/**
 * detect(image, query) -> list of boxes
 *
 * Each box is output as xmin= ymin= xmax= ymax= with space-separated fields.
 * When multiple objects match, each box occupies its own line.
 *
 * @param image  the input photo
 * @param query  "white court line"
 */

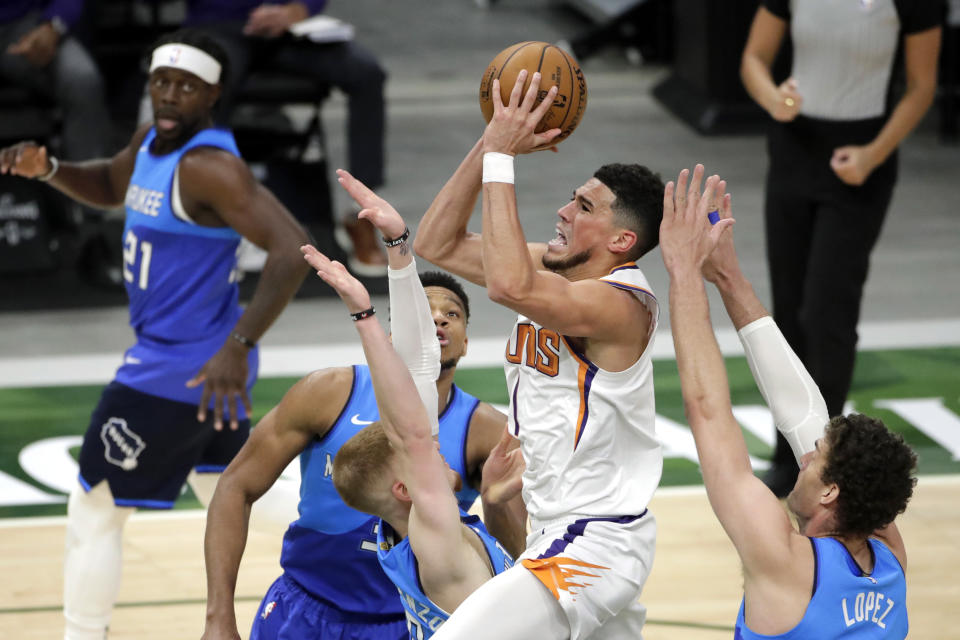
xmin=1 ymin=319 xmax=958 ymax=389
xmin=3 ymin=473 xmax=958 ymax=529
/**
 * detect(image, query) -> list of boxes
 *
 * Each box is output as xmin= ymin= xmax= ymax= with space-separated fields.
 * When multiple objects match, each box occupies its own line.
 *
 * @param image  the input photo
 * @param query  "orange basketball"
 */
xmin=479 ymin=41 xmax=587 ymax=144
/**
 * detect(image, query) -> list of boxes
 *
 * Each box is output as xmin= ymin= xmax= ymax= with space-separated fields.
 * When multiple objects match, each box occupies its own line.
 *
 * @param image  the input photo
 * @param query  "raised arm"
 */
xmin=202 ymin=368 xmax=351 ymax=640
xmin=413 ymin=131 xmax=548 ymax=287
xmin=179 ymin=149 xmax=310 ymax=430
xmin=478 ymin=73 xmax=648 ymax=346
xmin=702 ymin=193 xmax=827 ymax=460
xmin=701 ymin=191 xmax=904 ymax=558
xmin=660 ymin=166 xmax=795 ymax=573
xmin=336 ymin=169 xmax=441 ymax=433
xmin=301 ymin=245 xmax=467 ymax=570
xmin=0 ymin=123 xmax=150 ymax=209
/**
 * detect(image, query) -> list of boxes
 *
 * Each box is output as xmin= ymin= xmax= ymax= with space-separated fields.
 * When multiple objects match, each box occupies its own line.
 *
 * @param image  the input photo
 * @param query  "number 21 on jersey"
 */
xmin=123 ymin=229 xmax=152 ymax=290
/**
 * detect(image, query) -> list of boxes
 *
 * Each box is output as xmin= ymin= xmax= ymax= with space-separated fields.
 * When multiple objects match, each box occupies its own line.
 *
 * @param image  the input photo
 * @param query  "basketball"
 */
xmin=479 ymin=41 xmax=587 ymax=144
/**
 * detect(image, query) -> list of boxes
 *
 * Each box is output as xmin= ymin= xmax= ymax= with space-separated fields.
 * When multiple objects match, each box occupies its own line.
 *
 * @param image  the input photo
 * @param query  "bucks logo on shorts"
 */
xmin=100 ymin=417 xmax=146 ymax=471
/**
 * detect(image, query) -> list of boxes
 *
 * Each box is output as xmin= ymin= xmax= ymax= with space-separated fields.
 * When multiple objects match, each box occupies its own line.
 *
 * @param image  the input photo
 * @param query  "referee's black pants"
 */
xmin=764 ymin=116 xmax=896 ymax=466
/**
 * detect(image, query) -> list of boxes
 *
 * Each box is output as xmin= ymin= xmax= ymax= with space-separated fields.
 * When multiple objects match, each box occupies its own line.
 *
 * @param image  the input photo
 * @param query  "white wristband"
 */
xmin=482 ymin=152 xmax=515 ymax=184
xmin=36 ymin=156 xmax=59 ymax=182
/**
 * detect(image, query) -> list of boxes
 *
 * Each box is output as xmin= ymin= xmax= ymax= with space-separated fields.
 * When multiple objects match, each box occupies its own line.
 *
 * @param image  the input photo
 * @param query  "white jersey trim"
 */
xmin=171 ymin=165 xmax=197 ymax=225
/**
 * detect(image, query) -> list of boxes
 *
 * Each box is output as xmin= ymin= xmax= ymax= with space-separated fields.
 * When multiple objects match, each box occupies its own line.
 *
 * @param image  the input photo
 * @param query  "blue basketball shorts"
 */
xmin=77 ymin=381 xmax=249 ymax=508
xmin=251 ymin=573 xmax=408 ymax=640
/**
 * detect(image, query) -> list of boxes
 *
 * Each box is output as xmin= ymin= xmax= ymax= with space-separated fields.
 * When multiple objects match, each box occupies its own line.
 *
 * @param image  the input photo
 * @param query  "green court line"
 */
xmin=0 ymin=598 xmax=734 ymax=632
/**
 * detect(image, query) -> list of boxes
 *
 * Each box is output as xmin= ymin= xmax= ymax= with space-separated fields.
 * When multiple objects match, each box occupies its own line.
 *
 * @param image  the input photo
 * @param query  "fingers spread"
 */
xmin=228 ymin=394 xmax=239 ymax=431
xmin=663 ymin=180 xmax=676 ymax=218
xmin=520 ymin=72 xmax=542 ymax=112
xmin=675 ymin=169 xmax=689 ymax=207
xmin=509 ymin=70 xmax=528 ymax=108
xmin=687 ymin=164 xmax=705 ymax=209
xmin=696 ymin=175 xmax=719 ymax=219
xmin=301 ymin=244 xmax=330 ymax=271
xmin=197 ymin=384 xmax=211 ymax=423
xmin=709 ymin=217 xmax=736 ymax=246
xmin=185 ymin=373 xmax=205 ymax=389
xmin=491 ymin=79 xmax=503 ymax=113
xmin=532 ymin=128 xmax=562 ymax=148
xmin=213 ymin=392 xmax=225 ymax=431
xmin=532 ymin=85 xmax=558 ymax=120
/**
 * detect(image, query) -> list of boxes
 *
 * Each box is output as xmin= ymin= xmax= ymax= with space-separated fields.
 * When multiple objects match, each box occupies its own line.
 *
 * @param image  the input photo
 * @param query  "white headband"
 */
xmin=150 ymin=43 xmax=222 ymax=85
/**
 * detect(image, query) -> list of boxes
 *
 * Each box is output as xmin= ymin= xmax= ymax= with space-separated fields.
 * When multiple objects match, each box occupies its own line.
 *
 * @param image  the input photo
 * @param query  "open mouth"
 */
xmin=549 ymin=226 xmax=568 ymax=247
xmin=155 ymin=114 xmax=181 ymax=132
xmin=436 ymin=328 xmax=449 ymax=347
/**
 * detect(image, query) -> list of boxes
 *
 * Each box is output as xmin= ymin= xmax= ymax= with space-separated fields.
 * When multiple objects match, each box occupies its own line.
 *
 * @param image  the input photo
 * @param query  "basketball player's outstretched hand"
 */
xmin=660 ymin=164 xmax=734 ymax=276
xmin=701 ymin=184 xmax=739 ymax=285
xmin=481 ymin=427 xmax=525 ymax=505
xmin=483 ymin=70 xmax=562 ymax=156
xmin=335 ymin=168 xmax=406 ymax=241
xmin=0 ymin=141 xmax=50 ymax=178
xmin=301 ymin=244 xmax=372 ymax=314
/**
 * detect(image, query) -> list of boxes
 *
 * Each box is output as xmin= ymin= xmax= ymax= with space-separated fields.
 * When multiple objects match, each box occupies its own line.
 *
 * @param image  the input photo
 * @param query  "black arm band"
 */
xmin=350 ymin=306 xmax=376 ymax=321
xmin=382 ymin=227 xmax=410 ymax=247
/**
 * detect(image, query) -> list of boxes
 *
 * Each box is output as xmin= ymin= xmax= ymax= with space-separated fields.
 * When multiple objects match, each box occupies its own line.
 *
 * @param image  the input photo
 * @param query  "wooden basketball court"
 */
xmin=1 ymin=476 xmax=956 ymax=638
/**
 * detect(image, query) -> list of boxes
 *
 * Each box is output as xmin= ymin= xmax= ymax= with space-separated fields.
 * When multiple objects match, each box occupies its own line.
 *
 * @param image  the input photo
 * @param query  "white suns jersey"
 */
xmin=504 ymin=263 xmax=662 ymax=525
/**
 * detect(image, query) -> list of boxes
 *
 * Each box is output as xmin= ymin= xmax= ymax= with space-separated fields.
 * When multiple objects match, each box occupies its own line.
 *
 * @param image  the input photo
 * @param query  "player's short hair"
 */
xmin=150 ymin=28 xmax=231 ymax=89
xmin=821 ymin=414 xmax=917 ymax=537
xmin=332 ymin=422 xmax=396 ymax=516
xmin=593 ymin=164 xmax=665 ymax=261
xmin=420 ymin=271 xmax=470 ymax=322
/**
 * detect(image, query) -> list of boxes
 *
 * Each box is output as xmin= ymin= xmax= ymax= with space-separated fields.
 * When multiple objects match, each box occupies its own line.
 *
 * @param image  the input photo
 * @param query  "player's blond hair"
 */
xmin=332 ymin=422 xmax=396 ymax=516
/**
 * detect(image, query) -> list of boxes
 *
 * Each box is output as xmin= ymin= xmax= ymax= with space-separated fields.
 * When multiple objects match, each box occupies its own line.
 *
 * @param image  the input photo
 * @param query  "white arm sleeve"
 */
xmin=388 ymin=258 xmax=441 ymax=435
xmin=738 ymin=316 xmax=829 ymax=462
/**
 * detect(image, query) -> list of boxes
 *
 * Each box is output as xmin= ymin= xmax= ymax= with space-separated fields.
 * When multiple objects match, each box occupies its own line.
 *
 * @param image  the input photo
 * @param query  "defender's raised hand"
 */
xmin=660 ymin=164 xmax=734 ymax=276
xmin=301 ymin=244 xmax=372 ymax=315
xmin=701 ymin=185 xmax=739 ymax=285
xmin=335 ymin=169 xmax=406 ymax=242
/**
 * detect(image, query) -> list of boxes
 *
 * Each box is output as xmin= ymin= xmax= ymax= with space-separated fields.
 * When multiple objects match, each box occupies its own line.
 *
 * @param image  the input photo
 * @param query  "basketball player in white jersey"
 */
xmin=416 ymin=71 xmax=665 ymax=639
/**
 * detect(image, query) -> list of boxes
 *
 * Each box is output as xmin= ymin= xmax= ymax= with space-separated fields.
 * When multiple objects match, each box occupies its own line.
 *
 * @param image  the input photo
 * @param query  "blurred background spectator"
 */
xmin=1 ymin=0 xmax=112 ymax=163
xmin=139 ymin=0 xmax=389 ymax=277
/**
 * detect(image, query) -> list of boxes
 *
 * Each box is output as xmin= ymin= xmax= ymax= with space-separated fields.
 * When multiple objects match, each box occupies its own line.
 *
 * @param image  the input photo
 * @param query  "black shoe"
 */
xmin=762 ymin=463 xmax=798 ymax=499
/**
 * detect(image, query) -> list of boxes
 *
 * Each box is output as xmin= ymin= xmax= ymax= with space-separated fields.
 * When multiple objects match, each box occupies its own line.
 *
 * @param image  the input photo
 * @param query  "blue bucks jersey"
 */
xmin=114 ymin=127 xmax=256 ymax=413
xmin=735 ymin=537 xmax=907 ymax=639
xmin=438 ymin=382 xmax=481 ymax=511
xmin=377 ymin=511 xmax=514 ymax=639
xmin=280 ymin=365 xmax=482 ymax=617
